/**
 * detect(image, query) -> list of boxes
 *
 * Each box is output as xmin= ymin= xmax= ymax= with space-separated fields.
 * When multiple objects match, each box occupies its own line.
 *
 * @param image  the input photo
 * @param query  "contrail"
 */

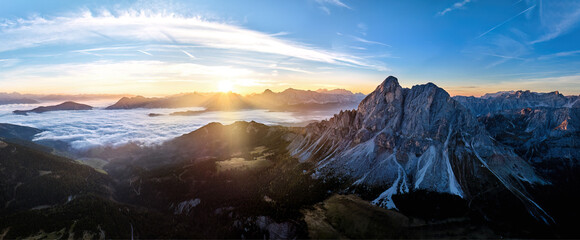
xmin=181 ymin=50 xmax=196 ymax=59
xmin=137 ymin=50 xmax=153 ymax=56
xmin=476 ymin=4 xmax=536 ymax=39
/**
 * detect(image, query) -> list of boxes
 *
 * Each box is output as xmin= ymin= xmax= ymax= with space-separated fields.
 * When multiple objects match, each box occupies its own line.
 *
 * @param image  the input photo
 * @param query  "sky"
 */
xmin=1 ymin=0 xmax=580 ymax=96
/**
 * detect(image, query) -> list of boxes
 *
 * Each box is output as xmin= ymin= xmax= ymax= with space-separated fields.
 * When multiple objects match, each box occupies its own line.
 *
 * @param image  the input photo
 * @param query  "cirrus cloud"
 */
xmin=0 ymin=9 xmax=384 ymax=71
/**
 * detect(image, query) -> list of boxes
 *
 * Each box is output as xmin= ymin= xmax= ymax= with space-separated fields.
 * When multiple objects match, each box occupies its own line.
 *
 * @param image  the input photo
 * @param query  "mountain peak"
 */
xmin=380 ymin=76 xmax=399 ymax=88
xmin=359 ymin=76 xmax=401 ymax=105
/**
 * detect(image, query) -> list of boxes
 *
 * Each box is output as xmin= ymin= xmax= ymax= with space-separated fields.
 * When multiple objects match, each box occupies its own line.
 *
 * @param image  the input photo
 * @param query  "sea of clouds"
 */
xmin=0 ymin=100 xmax=339 ymax=150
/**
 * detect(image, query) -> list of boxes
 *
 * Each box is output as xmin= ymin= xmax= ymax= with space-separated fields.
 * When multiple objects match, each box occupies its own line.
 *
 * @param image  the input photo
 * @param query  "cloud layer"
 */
xmin=0 ymin=102 xmax=338 ymax=150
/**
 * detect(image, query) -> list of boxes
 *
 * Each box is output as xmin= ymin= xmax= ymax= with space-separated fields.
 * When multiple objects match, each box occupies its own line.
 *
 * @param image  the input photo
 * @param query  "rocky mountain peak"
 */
xmin=354 ymin=77 xmax=469 ymax=143
xmin=288 ymin=76 xmax=551 ymax=223
xmin=375 ymin=76 xmax=400 ymax=93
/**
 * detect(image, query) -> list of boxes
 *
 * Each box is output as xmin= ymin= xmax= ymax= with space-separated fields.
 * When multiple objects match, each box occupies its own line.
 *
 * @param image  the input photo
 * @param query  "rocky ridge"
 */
xmin=454 ymin=90 xmax=580 ymax=116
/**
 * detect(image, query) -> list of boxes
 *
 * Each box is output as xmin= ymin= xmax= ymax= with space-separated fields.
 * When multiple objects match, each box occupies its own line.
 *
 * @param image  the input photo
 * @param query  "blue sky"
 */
xmin=1 ymin=0 xmax=579 ymax=96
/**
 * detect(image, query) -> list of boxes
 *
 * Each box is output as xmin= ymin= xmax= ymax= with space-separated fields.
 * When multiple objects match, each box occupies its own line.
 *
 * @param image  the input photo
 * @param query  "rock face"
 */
xmin=480 ymin=107 xmax=580 ymax=166
xmin=455 ymin=89 xmax=580 ymax=166
xmin=288 ymin=76 xmax=552 ymax=223
xmin=454 ymin=91 xmax=580 ymax=116
xmin=13 ymin=101 xmax=92 ymax=115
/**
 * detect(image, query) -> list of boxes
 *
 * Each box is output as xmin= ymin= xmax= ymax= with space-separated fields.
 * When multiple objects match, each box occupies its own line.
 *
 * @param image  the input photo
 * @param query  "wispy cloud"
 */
xmin=350 ymin=36 xmax=390 ymax=47
xmin=356 ymin=23 xmax=367 ymax=35
xmin=269 ymin=32 xmax=290 ymax=37
xmin=315 ymin=0 xmax=351 ymax=14
xmin=512 ymin=0 xmax=524 ymax=6
xmin=481 ymin=52 xmax=525 ymax=68
xmin=316 ymin=0 xmax=351 ymax=9
xmin=476 ymin=52 xmax=526 ymax=60
xmin=0 ymin=9 xmax=384 ymax=71
xmin=476 ymin=5 xmax=536 ymax=39
xmin=531 ymin=5 xmax=580 ymax=44
xmin=319 ymin=6 xmax=331 ymax=15
xmin=349 ymin=46 xmax=366 ymax=50
xmin=72 ymin=46 xmax=137 ymax=53
xmin=437 ymin=0 xmax=473 ymax=16
xmin=268 ymin=64 xmax=313 ymax=74
xmin=0 ymin=58 xmax=20 ymax=68
xmin=538 ymin=50 xmax=580 ymax=60
xmin=464 ymin=34 xmax=530 ymax=68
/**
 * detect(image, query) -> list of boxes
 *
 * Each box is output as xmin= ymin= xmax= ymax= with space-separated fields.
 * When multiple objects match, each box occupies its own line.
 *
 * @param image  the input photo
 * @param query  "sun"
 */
xmin=217 ymin=80 xmax=235 ymax=93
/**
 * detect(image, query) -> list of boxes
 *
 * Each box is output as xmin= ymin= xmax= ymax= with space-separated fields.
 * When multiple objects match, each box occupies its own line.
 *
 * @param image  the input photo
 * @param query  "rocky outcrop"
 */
xmin=288 ymin=76 xmax=552 ymax=224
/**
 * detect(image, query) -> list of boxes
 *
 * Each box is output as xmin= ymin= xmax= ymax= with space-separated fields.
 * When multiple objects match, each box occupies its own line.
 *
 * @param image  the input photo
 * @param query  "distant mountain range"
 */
xmin=0 ymin=98 xmax=38 ymax=105
xmin=0 ymin=92 xmax=127 ymax=105
xmin=454 ymin=90 xmax=580 ymax=116
xmin=8 ymin=88 xmax=365 ymax=117
xmin=106 ymin=88 xmax=365 ymax=112
xmin=104 ymin=93 xmax=210 ymax=109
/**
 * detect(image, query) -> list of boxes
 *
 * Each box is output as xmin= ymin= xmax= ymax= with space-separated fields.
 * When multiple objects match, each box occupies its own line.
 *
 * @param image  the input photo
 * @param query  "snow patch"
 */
xmin=443 ymin=126 xmax=463 ymax=197
xmin=372 ymin=156 xmax=408 ymax=209
xmin=414 ymin=146 xmax=436 ymax=189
